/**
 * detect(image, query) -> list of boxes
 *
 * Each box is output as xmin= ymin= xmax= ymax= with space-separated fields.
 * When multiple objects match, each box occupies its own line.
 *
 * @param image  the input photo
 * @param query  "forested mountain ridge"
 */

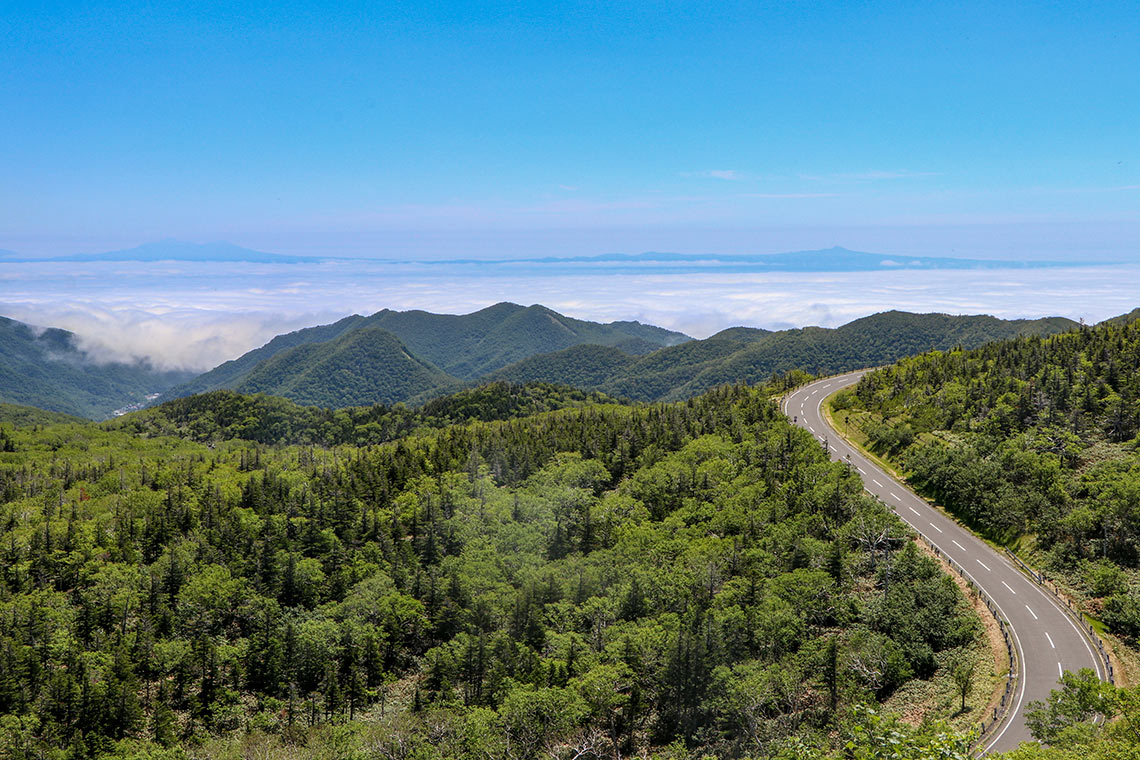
xmin=0 ymin=382 xmax=989 ymax=759
xmin=163 ymin=303 xmax=690 ymax=402
xmin=0 ymin=315 xmax=195 ymax=419
xmin=169 ymin=308 xmax=1082 ymax=413
xmin=494 ymin=310 xmax=1081 ymax=403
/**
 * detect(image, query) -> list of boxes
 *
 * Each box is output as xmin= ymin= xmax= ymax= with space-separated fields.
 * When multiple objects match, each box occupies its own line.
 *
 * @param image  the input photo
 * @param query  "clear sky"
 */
xmin=2 ymin=0 xmax=1139 ymax=258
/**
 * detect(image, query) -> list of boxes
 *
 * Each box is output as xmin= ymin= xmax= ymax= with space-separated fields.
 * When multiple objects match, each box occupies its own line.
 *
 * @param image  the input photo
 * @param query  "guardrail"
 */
xmin=915 ymin=534 xmax=1018 ymax=749
xmin=1003 ymin=549 xmax=1115 ymax=685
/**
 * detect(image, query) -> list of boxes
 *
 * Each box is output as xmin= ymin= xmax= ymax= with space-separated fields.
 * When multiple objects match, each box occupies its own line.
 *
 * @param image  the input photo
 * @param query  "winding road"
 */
xmin=784 ymin=371 xmax=1105 ymax=754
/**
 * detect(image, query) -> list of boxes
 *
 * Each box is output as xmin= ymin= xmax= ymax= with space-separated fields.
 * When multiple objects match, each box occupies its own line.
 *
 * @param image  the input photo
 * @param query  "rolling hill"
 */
xmin=164 ymin=302 xmax=690 ymax=402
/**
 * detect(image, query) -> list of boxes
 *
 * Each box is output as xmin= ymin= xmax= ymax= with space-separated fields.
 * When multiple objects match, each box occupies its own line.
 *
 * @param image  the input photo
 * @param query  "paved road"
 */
xmin=784 ymin=371 xmax=1104 ymax=754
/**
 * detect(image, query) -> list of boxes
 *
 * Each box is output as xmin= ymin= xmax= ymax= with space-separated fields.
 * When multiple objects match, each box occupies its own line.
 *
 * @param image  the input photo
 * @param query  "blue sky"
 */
xmin=3 ymin=0 xmax=1138 ymax=258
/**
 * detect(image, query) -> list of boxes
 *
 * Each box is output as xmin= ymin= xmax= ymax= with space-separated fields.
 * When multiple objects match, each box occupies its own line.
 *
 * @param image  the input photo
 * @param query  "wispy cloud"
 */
xmin=681 ymin=169 xmax=744 ymax=181
xmin=0 ymin=301 xmax=346 ymax=371
xmin=801 ymin=170 xmax=941 ymax=182
xmin=740 ymin=192 xmax=839 ymax=199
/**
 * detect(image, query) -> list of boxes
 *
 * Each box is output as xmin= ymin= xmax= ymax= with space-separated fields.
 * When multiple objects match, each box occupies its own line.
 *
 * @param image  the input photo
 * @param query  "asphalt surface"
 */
xmin=783 ymin=371 xmax=1104 ymax=754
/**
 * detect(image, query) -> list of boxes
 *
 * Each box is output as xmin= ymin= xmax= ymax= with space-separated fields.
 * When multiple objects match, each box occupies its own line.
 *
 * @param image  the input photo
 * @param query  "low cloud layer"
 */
xmin=3 ymin=258 xmax=1138 ymax=372
xmin=0 ymin=302 xmax=346 ymax=371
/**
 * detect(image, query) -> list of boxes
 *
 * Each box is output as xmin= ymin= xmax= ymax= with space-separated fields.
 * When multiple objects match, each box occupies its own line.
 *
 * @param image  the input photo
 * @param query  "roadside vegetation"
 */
xmin=829 ymin=316 xmax=1140 ymax=754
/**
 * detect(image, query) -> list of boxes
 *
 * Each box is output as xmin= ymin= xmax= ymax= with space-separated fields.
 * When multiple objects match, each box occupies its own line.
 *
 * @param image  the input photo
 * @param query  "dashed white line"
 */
xmin=929 ymin=522 xmax=943 ymax=533
xmin=1002 ymin=581 xmax=1018 ymax=595
xmin=952 ymin=540 xmax=966 ymax=551
xmin=890 ymin=491 xmax=900 ymax=500
xmin=1025 ymin=605 xmax=1038 ymax=621
xmin=808 ymin=425 xmax=816 ymax=433
xmin=1045 ymin=632 xmax=1055 ymax=649
xmin=872 ymin=479 xmax=883 ymax=487
xmin=908 ymin=506 xmax=920 ymax=515
xmin=856 ymin=466 xmax=865 ymax=474
xmin=976 ymin=559 xmax=991 ymax=571
xmin=1058 ymin=662 xmax=1064 ymax=678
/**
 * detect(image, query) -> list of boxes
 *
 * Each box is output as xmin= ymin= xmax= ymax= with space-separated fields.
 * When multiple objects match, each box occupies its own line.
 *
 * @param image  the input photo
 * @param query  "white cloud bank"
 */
xmin=2 ymin=259 xmax=1138 ymax=372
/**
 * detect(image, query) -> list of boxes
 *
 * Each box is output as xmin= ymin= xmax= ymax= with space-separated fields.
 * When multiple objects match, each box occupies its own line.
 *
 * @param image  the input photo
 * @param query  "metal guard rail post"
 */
xmin=916 ymin=534 xmax=1017 ymax=749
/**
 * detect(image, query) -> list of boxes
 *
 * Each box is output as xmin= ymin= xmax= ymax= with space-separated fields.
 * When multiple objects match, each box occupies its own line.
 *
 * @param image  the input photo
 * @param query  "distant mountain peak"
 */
xmin=30 ymin=239 xmax=326 ymax=264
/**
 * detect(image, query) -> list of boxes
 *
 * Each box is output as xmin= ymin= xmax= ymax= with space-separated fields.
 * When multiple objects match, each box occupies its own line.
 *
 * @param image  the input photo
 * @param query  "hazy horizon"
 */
xmin=3 ymin=247 xmax=1137 ymax=372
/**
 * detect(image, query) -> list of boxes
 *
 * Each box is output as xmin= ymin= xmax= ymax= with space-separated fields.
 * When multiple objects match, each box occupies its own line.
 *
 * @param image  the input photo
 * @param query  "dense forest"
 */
xmin=832 ymin=316 xmax=1140 ymax=641
xmin=106 ymin=383 xmax=623 ymax=447
xmin=0 ymin=382 xmax=989 ymax=759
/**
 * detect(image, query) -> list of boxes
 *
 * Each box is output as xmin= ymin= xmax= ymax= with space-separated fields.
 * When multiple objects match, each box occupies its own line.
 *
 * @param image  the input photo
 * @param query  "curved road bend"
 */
xmin=783 ymin=371 xmax=1104 ymax=754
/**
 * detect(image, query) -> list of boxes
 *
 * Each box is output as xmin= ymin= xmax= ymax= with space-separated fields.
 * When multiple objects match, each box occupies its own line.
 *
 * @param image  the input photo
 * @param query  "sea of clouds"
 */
xmin=2 ymin=258 xmax=1139 ymax=372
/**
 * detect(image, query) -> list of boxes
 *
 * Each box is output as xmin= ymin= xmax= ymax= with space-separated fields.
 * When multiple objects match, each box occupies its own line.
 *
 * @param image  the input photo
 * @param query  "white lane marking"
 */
xmin=808 ymin=425 xmax=816 ymax=433
xmin=952 ymin=540 xmax=966 ymax=551
xmin=890 ymin=491 xmax=900 ymax=500
xmin=976 ymin=559 xmax=991 ymax=571
xmin=908 ymin=506 xmax=920 ymax=515
xmin=929 ymin=522 xmax=943 ymax=533
xmin=1002 ymin=581 xmax=1017 ymax=595
xmin=1058 ymin=662 xmax=1064 ymax=678
xmin=983 ymin=583 xmax=1028 ymax=753
xmin=1024 ymin=576 xmax=1104 ymax=681
xmin=872 ymin=479 xmax=883 ymax=487
xmin=856 ymin=466 xmax=865 ymax=473
xmin=1025 ymin=605 xmax=1038 ymax=620
xmin=1045 ymin=632 xmax=1055 ymax=648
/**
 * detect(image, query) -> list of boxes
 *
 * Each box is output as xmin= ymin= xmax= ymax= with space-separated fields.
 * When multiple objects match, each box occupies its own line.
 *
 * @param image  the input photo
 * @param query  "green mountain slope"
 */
xmin=488 ymin=343 xmax=636 ymax=387
xmin=165 ymin=303 xmax=690 ymax=402
xmin=0 ymin=315 xmax=194 ymax=419
xmin=232 ymin=326 xmax=458 ymax=407
xmin=655 ymin=312 xmax=1081 ymax=400
xmin=489 ymin=310 xmax=1081 ymax=402
xmin=163 ymin=313 xmax=370 ymax=397
xmin=363 ymin=304 xmax=687 ymax=377
xmin=1101 ymin=306 xmax=1140 ymax=327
